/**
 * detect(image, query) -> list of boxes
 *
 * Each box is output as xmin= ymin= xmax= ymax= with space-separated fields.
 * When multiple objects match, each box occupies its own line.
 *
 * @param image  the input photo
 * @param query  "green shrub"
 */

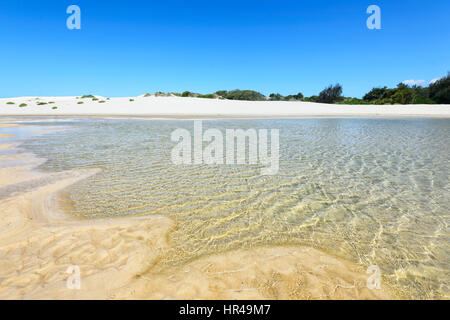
xmin=197 ymin=94 xmax=215 ymax=99
xmin=223 ymin=90 xmax=266 ymax=101
xmin=129 ymin=99 xmax=134 ymax=102
xmin=48 ymin=101 xmax=55 ymax=104
xmin=99 ymin=100 xmax=106 ymax=103
xmin=391 ymin=87 xmax=415 ymax=104
xmin=284 ymin=92 xmax=304 ymax=101
xmin=77 ymin=101 xmax=84 ymax=104
xmin=269 ymin=93 xmax=283 ymax=101
xmin=303 ymin=96 xmax=320 ymax=103
xmin=92 ymin=98 xmax=99 ymax=101
xmin=52 ymin=106 xmax=58 ymax=109
xmin=413 ymin=96 xmax=435 ymax=104
xmin=6 ymin=102 xmax=14 ymax=105
xmin=337 ymin=97 xmax=369 ymax=105
xmin=215 ymin=90 xmax=228 ymax=97
xmin=37 ymin=102 xmax=47 ymax=105
xmin=181 ymin=91 xmax=194 ymax=97
xmin=19 ymin=103 xmax=27 ymax=107
xmin=81 ymin=95 xmax=95 ymax=99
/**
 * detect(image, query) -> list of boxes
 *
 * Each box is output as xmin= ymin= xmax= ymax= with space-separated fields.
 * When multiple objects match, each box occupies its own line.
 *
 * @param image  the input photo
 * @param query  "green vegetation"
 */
xmin=129 ymin=99 xmax=134 ymax=102
xmin=429 ymin=73 xmax=450 ymax=104
xmin=19 ymin=103 xmax=27 ymax=107
xmin=52 ymin=106 xmax=58 ymax=109
xmin=77 ymin=101 xmax=84 ymax=104
xmin=81 ymin=95 xmax=95 ymax=99
xmin=198 ymin=94 xmax=216 ymax=99
xmin=338 ymin=97 xmax=370 ymax=105
xmin=6 ymin=102 xmax=14 ymax=105
xmin=269 ymin=93 xmax=283 ymax=101
xmin=302 ymin=96 xmax=320 ymax=103
xmin=318 ymin=84 xmax=343 ymax=104
xmin=361 ymin=74 xmax=449 ymax=105
xmin=269 ymin=92 xmax=303 ymax=101
xmin=48 ymin=101 xmax=55 ymax=104
xmin=37 ymin=102 xmax=47 ymax=105
xmin=220 ymin=90 xmax=266 ymax=101
xmin=92 ymin=98 xmax=99 ymax=101
xmin=181 ymin=91 xmax=195 ymax=97
xmin=98 ymin=100 xmax=106 ymax=103
xmin=142 ymin=72 xmax=449 ymax=104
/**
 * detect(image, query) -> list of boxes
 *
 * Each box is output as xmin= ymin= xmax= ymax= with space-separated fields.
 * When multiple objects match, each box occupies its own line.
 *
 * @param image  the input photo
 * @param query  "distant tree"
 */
xmin=284 ymin=92 xmax=304 ymax=101
xmin=396 ymin=82 xmax=409 ymax=90
xmin=294 ymin=92 xmax=304 ymax=100
xmin=215 ymin=90 xmax=228 ymax=97
xmin=411 ymin=85 xmax=430 ymax=99
xmin=181 ymin=91 xmax=193 ymax=97
xmin=413 ymin=96 xmax=435 ymax=104
xmin=363 ymin=87 xmax=389 ymax=102
xmin=269 ymin=93 xmax=283 ymax=101
xmin=391 ymin=87 xmax=415 ymax=104
xmin=318 ymin=84 xmax=343 ymax=104
xmin=429 ymin=72 xmax=450 ymax=104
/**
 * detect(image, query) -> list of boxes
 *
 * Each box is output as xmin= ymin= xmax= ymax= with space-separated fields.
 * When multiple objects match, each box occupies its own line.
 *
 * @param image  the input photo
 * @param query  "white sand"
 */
xmin=1 ymin=96 xmax=449 ymax=118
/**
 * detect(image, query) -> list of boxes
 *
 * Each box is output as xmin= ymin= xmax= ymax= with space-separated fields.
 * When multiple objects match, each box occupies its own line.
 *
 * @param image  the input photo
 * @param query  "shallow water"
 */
xmin=18 ymin=118 xmax=450 ymax=299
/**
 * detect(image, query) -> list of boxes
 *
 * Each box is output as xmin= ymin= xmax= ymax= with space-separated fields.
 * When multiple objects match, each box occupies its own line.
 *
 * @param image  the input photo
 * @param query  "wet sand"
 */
xmin=0 ymin=120 xmax=396 ymax=299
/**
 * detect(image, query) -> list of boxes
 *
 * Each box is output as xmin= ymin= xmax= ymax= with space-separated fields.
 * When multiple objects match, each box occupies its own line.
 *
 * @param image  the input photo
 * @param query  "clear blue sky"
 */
xmin=1 ymin=0 xmax=449 ymax=98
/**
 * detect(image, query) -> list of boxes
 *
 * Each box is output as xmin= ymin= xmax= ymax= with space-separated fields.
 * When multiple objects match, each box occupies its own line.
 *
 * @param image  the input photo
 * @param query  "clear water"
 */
xmin=20 ymin=118 xmax=450 ymax=299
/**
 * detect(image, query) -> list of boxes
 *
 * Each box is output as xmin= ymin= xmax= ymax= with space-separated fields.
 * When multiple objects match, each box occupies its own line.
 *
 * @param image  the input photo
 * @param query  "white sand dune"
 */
xmin=1 ymin=96 xmax=449 ymax=118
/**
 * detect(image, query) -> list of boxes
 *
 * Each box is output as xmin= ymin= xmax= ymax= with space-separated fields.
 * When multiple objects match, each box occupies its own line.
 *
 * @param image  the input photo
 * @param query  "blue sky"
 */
xmin=0 ymin=0 xmax=449 ymax=98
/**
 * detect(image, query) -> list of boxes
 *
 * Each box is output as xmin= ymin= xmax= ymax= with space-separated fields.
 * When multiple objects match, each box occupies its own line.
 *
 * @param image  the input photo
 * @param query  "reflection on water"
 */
xmin=21 ymin=118 xmax=450 ymax=299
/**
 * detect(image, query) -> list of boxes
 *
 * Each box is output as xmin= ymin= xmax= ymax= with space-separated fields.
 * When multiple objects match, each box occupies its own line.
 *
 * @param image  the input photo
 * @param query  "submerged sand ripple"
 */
xmin=0 ymin=121 xmax=396 ymax=299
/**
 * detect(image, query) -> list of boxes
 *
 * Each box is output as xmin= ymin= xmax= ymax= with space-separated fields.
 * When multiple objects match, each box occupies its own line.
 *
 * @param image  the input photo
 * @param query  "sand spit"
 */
xmin=0 ymin=120 xmax=396 ymax=299
xmin=1 ymin=96 xmax=449 ymax=118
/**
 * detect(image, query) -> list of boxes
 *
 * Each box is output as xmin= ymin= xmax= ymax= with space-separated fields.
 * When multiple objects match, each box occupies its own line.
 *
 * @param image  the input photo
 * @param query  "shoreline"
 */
xmin=0 ymin=119 xmax=400 ymax=299
xmin=1 ymin=96 xmax=449 ymax=118
xmin=1 ymin=114 xmax=450 ymax=119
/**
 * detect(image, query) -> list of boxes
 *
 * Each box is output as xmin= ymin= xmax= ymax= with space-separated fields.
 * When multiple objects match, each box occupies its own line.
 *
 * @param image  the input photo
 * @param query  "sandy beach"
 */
xmin=0 ymin=119 xmax=401 ymax=300
xmin=1 ymin=96 xmax=449 ymax=118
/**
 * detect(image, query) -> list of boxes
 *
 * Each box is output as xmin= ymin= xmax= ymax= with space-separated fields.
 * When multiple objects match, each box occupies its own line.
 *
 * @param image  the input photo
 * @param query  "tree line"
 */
xmin=149 ymin=72 xmax=450 ymax=104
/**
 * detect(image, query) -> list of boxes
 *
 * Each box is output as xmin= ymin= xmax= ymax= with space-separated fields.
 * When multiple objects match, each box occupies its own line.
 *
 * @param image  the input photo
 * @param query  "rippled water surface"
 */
xmin=20 ymin=118 xmax=450 ymax=299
